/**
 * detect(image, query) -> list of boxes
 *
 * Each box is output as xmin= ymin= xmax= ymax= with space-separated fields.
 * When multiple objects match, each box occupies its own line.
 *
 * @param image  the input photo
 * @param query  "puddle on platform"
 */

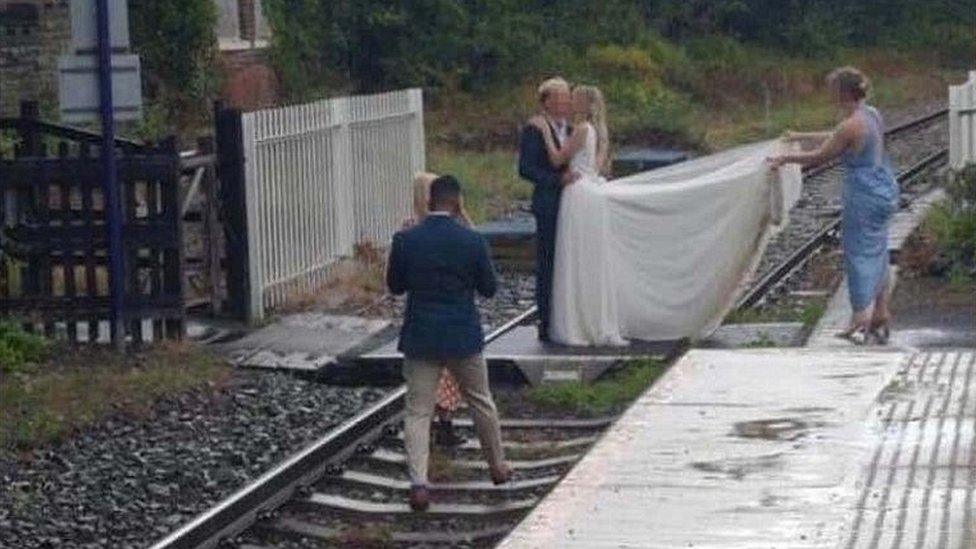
xmin=731 ymin=417 xmax=822 ymax=441
xmin=690 ymin=452 xmax=784 ymax=481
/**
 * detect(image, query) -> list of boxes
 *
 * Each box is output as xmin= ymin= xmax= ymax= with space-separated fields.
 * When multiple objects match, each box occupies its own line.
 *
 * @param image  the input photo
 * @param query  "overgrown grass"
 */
xmin=427 ymin=47 xmax=958 ymax=154
xmin=525 ymin=359 xmax=666 ymax=417
xmin=725 ymin=299 xmax=827 ymax=330
xmin=428 ymin=148 xmax=529 ymax=224
xmin=425 ymin=48 xmax=957 ymax=223
xmin=1 ymin=342 xmax=230 ymax=452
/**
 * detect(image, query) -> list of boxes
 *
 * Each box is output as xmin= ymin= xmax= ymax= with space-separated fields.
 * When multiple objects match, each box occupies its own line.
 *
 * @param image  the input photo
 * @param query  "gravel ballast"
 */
xmin=0 ymin=372 xmax=388 ymax=549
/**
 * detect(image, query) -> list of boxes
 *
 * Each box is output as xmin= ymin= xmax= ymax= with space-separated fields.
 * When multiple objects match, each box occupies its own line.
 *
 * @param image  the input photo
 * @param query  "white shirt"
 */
xmin=553 ymin=119 xmax=569 ymax=147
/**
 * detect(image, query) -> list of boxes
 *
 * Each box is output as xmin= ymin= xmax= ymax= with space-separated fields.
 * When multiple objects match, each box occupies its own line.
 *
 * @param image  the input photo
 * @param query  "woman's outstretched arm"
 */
xmin=770 ymin=121 xmax=858 ymax=169
xmin=783 ymin=130 xmax=834 ymax=151
xmin=527 ymin=115 xmax=584 ymax=167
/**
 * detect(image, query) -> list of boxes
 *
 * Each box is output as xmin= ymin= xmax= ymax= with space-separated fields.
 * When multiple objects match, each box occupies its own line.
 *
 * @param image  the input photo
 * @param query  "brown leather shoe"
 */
xmin=490 ymin=463 xmax=513 ymax=485
xmin=409 ymin=485 xmax=430 ymax=511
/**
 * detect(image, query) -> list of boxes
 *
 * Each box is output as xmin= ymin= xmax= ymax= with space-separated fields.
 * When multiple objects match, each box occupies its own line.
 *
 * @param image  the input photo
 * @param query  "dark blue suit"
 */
xmin=518 ymin=123 xmax=566 ymax=337
xmin=387 ymin=215 xmax=498 ymax=359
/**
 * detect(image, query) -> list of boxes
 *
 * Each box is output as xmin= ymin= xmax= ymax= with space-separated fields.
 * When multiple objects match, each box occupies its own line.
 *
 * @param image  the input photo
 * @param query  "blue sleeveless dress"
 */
xmin=841 ymin=105 xmax=899 ymax=313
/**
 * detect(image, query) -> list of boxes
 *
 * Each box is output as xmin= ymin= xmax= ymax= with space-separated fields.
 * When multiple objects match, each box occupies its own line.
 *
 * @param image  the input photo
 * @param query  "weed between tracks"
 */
xmin=522 ymin=359 xmax=666 ymax=417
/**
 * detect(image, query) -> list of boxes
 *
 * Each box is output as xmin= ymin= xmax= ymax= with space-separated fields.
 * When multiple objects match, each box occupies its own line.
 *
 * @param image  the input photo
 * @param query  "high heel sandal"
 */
xmin=836 ymin=325 xmax=870 ymax=345
xmin=870 ymin=320 xmax=891 ymax=345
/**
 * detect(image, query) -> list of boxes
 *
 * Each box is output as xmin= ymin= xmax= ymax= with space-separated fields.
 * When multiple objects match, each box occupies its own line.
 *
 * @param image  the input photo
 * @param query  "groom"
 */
xmin=518 ymin=77 xmax=578 ymax=341
xmin=387 ymin=175 xmax=511 ymax=511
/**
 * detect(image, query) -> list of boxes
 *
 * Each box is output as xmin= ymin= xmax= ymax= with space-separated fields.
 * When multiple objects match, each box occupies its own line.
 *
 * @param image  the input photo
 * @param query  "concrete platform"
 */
xmin=354 ymin=326 xmax=675 ymax=385
xmin=216 ymin=313 xmax=392 ymax=371
xmin=498 ymin=348 xmax=976 ymax=548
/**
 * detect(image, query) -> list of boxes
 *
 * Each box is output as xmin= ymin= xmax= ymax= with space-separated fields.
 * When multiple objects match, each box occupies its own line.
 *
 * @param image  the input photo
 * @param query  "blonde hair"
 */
xmin=411 ymin=172 xmax=472 ymax=227
xmin=574 ymin=85 xmax=610 ymax=174
xmin=827 ymin=66 xmax=870 ymax=101
xmin=537 ymin=77 xmax=570 ymax=104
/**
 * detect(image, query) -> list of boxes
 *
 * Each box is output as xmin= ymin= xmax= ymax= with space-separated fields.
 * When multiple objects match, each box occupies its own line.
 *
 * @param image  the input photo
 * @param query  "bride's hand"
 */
xmin=766 ymin=156 xmax=786 ymax=171
xmin=528 ymin=115 xmax=547 ymax=132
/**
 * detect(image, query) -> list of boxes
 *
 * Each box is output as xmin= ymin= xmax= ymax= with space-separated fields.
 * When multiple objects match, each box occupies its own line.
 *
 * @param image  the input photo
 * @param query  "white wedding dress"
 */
xmin=550 ymin=123 xmax=627 ymax=346
xmin=549 ymin=125 xmax=803 ymax=346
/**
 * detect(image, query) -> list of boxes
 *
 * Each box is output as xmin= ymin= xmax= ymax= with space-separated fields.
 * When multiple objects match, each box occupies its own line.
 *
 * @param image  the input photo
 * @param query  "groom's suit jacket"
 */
xmin=387 ymin=215 xmax=498 ymax=359
xmin=518 ymin=120 xmax=569 ymax=331
xmin=518 ymin=122 xmax=568 ymax=215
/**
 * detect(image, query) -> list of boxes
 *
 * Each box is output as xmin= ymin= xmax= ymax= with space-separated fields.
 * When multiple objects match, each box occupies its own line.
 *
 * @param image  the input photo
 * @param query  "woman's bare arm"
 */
xmin=783 ymin=130 xmax=834 ymax=152
xmin=770 ymin=120 xmax=859 ymax=168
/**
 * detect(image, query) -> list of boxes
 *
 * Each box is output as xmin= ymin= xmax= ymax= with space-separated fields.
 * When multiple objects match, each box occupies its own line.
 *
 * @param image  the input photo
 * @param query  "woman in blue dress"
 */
xmin=769 ymin=67 xmax=899 ymax=344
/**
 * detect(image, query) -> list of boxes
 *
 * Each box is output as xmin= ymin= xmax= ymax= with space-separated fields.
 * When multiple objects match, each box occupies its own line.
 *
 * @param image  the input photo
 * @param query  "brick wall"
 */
xmin=0 ymin=1 xmax=71 ymax=118
xmin=219 ymin=47 xmax=279 ymax=111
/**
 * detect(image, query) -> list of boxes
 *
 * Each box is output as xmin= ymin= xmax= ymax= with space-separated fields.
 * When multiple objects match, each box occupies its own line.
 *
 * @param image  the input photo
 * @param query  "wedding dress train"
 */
xmin=549 ymin=125 xmax=802 ymax=346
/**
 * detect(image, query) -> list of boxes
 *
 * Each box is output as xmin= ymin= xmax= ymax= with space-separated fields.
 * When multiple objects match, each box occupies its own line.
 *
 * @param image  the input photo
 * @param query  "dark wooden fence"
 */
xmin=0 ymin=102 xmax=198 ymax=343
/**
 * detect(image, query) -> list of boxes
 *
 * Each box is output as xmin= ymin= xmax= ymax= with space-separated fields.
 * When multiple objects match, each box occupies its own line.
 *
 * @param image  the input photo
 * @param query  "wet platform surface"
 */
xmin=498 ymin=348 xmax=976 ymax=548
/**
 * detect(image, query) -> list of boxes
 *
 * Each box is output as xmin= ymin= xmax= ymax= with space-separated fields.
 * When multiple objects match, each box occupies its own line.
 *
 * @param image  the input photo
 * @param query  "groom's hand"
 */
xmin=561 ymin=171 xmax=580 ymax=186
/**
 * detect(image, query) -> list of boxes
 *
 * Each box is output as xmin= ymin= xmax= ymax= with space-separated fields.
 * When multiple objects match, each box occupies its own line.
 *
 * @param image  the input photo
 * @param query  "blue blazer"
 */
xmin=387 ymin=215 xmax=498 ymax=359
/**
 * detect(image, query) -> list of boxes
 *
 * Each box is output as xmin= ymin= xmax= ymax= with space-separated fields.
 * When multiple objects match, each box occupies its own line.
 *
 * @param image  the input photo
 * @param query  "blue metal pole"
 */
xmin=95 ymin=0 xmax=125 ymax=348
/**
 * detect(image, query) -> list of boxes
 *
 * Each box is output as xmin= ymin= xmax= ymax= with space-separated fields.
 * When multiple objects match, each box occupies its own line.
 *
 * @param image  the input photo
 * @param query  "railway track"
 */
xmin=150 ymin=109 xmax=950 ymax=549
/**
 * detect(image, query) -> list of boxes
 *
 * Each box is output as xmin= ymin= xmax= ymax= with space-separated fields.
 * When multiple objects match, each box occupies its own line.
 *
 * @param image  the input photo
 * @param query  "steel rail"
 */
xmin=151 ymin=109 xmax=949 ymax=549
xmin=804 ymin=108 xmax=947 ymax=179
xmin=149 ymin=305 xmax=539 ymax=549
xmin=735 ymin=147 xmax=949 ymax=310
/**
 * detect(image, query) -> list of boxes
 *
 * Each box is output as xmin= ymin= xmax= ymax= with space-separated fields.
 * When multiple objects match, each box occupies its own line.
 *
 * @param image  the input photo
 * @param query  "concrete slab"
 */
xmin=889 ymin=188 xmax=946 ymax=259
xmin=498 ymin=348 xmax=976 ymax=549
xmin=699 ymin=322 xmax=806 ymax=349
xmin=217 ymin=313 xmax=390 ymax=371
xmin=357 ymin=326 xmax=675 ymax=385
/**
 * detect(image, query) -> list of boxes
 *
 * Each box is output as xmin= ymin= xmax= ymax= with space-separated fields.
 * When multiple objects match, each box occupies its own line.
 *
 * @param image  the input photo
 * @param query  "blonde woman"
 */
xmin=402 ymin=172 xmax=470 ymax=446
xmin=770 ymin=67 xmax=898 ymax=344
xmin=528 ymin=85 xmax=626 ymax=346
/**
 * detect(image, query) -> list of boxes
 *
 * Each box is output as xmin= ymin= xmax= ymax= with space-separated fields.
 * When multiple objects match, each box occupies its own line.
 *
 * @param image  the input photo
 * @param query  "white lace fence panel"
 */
xmin=241 ymin=89 xmax=424 ymax=320
xmin=949 ymin=70 xmax=976 ymax=171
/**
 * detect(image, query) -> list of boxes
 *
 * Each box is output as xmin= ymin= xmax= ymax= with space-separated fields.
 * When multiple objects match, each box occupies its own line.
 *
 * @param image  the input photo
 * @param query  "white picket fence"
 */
xmin=241 ymin=89 xmax=425 ymax=321
xmin=949 ymin=70 xmax=976 ymax=171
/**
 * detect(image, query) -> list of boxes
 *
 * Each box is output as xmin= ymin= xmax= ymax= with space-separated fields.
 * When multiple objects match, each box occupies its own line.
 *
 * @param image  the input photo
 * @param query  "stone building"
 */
xmin=0 ymin=0 xmax=278 ymax=120
xmin=0 ymin=1 xmax=71 ymax=118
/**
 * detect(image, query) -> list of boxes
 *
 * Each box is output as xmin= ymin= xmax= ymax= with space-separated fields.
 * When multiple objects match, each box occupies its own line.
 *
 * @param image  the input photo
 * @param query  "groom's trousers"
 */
xmin=403 ymin=354 xmax=505 ymax=486
xmin=534 ymin=203 xmax=559 ymax=335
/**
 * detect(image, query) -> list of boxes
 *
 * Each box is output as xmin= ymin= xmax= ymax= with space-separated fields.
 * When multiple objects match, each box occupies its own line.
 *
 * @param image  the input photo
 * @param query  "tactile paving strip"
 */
xmin=842 ymin=350 xmax=975 ymax=549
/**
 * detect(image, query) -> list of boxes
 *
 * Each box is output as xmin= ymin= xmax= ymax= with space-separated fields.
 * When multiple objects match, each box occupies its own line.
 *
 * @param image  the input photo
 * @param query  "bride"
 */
xmin=527 ymin=85 xmax=626 ymax=347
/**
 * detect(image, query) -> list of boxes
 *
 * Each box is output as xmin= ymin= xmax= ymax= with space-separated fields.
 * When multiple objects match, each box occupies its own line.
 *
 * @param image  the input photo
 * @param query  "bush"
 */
xmin=927 ymin=165 xmax=976 ymax=277
xmin=600 ymin=79 xmax=699 ymax=144
xmin=0 ymin=321 xmax=49 ymax=374
xmin=129 ymin=0 xmax=219 ymax=129
xmin=584 ymin=45 xmax=661 ymax=85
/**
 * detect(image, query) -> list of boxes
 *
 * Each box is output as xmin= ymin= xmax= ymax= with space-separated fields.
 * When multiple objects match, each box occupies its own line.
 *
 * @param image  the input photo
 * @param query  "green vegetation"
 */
xmin=926 ymin=165 xmax=976 ymax=281
xmin=128 ymin=0 xmax=219 ymax=138
xmin=262 ymin=0 xmax=970 ymax=148
xmin=1 ymin=343 xmax=229 ymax=452
xmin=0 ymin=321 xmax=49 ymax=375
xmin=429 ymin=148 xmax=528 ymax=223
xmin=526 ymin=359 xmax=666 ymax=417
xmin=726 ymin=299 xmax=828 ymax=330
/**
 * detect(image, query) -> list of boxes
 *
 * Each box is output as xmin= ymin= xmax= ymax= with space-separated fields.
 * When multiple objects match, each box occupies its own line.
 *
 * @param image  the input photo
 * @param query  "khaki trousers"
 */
xmin=402 ymin=354 xmax=505 ymax=486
